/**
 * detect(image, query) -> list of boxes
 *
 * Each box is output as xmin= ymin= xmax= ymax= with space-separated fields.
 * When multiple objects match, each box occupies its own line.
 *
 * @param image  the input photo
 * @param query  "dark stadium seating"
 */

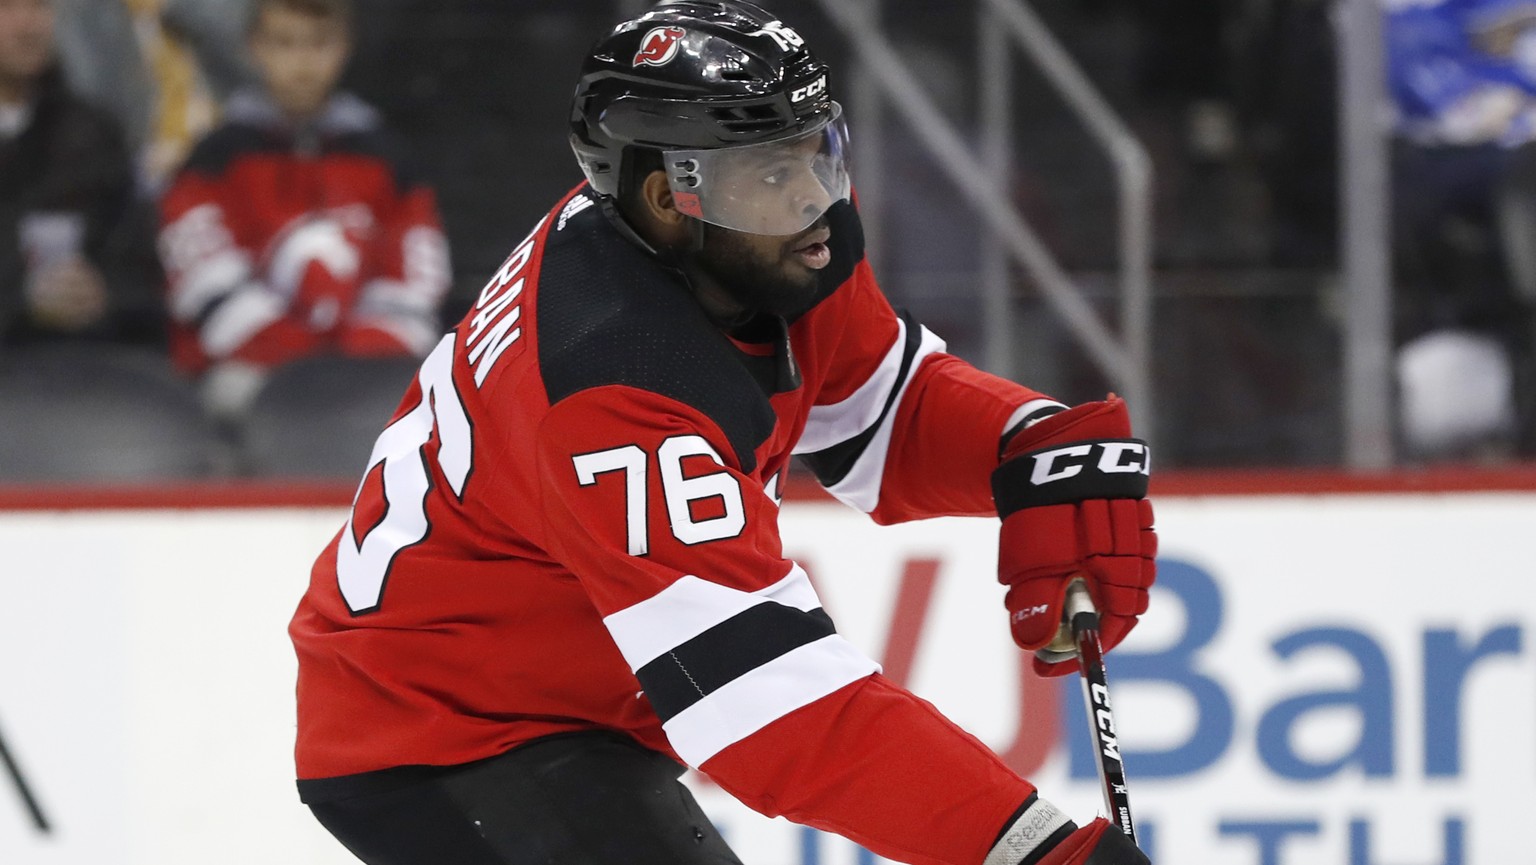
xmin=0 ymin=344 xmax=221 ymax=482
xmin=239 ymin=354 xmax=420 ymax=479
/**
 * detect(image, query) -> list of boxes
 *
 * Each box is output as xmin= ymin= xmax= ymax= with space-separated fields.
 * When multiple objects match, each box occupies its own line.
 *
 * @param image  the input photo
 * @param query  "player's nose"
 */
xmin=788 ymin=172 xmax=833 ymax=221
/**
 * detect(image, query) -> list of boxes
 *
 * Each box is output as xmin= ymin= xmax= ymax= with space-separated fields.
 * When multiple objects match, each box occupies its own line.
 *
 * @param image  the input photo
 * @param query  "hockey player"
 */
xmin=289 ymin=3 xmax=1156 ymax=864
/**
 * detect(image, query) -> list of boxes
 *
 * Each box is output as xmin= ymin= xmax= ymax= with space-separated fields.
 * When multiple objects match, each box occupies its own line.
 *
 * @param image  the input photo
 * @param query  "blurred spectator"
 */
xmin=1234 ymin=0 xmax=1339 ymax=268
xmin=158 ymin=0 xmax=449 ymax=423
xmin=1385 ymin=0 xmax=1536 ymax=457
xmin=50 ymin=0 xmax=233 ymax=189
xmin=159 ymin=0 xmax=256 ymax=98
xmin=124 ymin=0 xmax=227 ymax=187
xmin=0 ymin=0 xmax=162 ymax=348
xmin=50 ymin=0 xmax=155 ymax=157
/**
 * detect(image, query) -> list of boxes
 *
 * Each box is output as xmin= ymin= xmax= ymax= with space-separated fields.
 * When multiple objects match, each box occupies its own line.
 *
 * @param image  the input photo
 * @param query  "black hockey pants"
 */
xmin=307 ymin=731 xmax=745 ymax=865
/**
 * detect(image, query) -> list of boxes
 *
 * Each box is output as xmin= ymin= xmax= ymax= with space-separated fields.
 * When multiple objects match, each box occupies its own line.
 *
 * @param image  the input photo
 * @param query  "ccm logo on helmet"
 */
xmin=634 ymin=26 xmax=686 ymax=67
xmin=790 ymin=75 xmax=827 ymax=103
xmin=1029 ymin=441 xmax=1149 ymax=486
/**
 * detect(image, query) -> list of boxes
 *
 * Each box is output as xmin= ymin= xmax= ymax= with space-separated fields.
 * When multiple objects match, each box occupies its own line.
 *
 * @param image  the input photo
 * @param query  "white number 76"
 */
xmin=572 ymin=435 xmax=746 ymax=556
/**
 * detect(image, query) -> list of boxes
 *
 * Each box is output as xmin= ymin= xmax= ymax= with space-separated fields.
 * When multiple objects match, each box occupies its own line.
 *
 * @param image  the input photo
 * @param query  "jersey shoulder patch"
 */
xmin=535 ymin=207 xmax=776 ymax=473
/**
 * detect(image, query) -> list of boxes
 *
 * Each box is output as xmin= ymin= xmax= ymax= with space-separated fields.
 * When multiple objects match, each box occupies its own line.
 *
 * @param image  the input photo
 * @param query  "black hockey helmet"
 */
xmin=570 ymin=0 xmax=850 ymax=236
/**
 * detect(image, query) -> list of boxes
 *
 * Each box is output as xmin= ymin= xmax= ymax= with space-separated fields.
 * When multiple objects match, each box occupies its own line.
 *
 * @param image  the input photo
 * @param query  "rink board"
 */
xmin=0 ymin=490 xmax=1531 ymax=864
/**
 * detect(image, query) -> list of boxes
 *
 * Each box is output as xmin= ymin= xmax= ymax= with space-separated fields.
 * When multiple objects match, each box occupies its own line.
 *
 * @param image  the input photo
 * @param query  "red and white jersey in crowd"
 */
xmin=290 ymin=187 xmax=1063 ymax=865
xmin=158 ymin=91 xmax=449 ymax=373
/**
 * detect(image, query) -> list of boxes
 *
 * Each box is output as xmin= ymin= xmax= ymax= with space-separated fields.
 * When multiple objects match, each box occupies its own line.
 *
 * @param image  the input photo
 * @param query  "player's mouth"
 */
xmin=788 ymin=225 xmax=832 ymax=270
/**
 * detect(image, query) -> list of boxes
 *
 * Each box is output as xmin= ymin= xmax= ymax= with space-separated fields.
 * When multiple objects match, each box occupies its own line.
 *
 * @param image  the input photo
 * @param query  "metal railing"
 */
xmin=612 ymin=0 xmax=1155 ymax=435
xmin=610 ymin=0 xmax=1398 ymax=468
xmin=817 ymin=0 xmax=1155 ymax=437
xmin=1336 ymin=0 xmax=1395 ymax=469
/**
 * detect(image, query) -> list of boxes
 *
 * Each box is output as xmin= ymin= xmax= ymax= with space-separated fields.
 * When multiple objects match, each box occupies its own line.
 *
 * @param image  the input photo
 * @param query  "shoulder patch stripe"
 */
xmin=602 ymin=565 xmax=821 ymax=671
xmin=662 ymin=635 xmax=879 ymax=767
xmin=816 ymin=320 xmax=946 ymax=512
xmin=794 ymin=318 xmax=912 ymax=454
xmin=636 ymin=601 xmax=837 ymax=721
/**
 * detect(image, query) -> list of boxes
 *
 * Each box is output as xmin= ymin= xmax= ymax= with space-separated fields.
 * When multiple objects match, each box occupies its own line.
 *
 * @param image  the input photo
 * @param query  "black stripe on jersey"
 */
xmin=537 ymin=202 xmax=779 ymax=473
xmin=636 ymin=603 xmax=837 ymax=722
xmin=796 ymin=308 xmax=924 ymax=487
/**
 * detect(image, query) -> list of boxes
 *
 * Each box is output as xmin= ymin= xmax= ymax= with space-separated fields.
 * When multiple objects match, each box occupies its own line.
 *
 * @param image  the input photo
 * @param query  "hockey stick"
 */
xmin=0 ymin=715 xmax=49 ymax=833
xmin=1052 ymin=580 xmax=1135 ymax=842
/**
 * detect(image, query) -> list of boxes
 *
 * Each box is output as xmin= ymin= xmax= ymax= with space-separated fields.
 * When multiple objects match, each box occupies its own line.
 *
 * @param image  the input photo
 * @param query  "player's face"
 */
xmin=248 ymin=4 xmax=350 ymax=120
xmin=711 ymin=136 xmax=837 ymax=234
xmin=0 ymin=0 xmax=55 ymax=90
xmin=664 ymin=103 xmax=850 ymax=237
xmin=693 ymin=214 xmax=832 ymax=319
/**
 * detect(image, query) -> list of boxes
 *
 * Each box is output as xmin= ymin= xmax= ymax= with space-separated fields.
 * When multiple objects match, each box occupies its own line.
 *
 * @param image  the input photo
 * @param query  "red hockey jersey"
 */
xmin=158 ymin=91 xmax=449 ymax=373
xmin=290 ymin=187 xmax=1065 ymax=865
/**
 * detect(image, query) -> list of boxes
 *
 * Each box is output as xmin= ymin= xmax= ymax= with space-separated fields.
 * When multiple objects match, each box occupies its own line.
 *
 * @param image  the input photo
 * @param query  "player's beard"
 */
xmin=691 ymin=219 xmax=828 ymax=320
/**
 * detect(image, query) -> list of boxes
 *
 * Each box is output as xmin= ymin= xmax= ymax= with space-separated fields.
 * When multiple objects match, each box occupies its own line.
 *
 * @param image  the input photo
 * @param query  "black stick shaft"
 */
xmin=0 ymin=719 xmax=50 ymax=833
xmin=1071 ymin=607 xmax=1136 ymax=842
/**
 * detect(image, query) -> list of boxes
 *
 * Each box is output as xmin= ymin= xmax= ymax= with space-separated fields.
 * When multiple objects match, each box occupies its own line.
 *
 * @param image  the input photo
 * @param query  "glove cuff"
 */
xmin=992 ymin=439 xmax=1150 ymax=517
xmin=998 ymin=399 xmax=1069 ymax=458
xmin=983 ymin=794 xmax=1076 ymax=865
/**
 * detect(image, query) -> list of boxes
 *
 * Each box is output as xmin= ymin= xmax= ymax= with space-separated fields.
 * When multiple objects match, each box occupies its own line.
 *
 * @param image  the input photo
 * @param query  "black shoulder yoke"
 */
xmin=536 ymin=197 xmax=778 ymax=474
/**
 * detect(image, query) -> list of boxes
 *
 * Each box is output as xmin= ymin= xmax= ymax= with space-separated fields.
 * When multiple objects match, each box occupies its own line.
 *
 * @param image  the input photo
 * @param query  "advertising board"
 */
xmin=0 ymin=491 xmax=1530 ymax=864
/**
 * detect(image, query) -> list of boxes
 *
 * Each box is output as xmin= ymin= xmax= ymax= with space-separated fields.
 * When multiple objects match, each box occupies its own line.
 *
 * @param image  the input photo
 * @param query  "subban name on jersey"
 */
xmin=464 ymin=216 xmax=546 ymax=388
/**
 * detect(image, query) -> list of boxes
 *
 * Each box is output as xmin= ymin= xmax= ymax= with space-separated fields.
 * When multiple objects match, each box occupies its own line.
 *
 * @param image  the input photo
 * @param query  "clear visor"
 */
xmin=665 ymin=102 xmax=851 ymax=237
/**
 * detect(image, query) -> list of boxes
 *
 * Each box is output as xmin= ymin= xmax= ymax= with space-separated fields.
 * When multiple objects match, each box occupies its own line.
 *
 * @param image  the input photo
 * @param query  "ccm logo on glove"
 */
xmin=994 ymin=438 xmax=1149 ymax=514
xmin=991 ymin=397 xmax=1157 ymax=677
xmin=1029 ymin=441 xmax=1149 ymax=484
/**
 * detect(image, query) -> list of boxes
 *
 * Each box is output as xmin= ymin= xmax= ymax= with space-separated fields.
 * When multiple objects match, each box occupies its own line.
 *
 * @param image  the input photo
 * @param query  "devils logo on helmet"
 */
xmin=633 ymin=26 xmax=687 ymax=67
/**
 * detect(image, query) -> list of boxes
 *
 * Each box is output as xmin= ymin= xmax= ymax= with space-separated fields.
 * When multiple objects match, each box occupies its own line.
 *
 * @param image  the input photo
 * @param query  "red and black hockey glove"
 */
xmin=991 ymin=396 xmax=1156 ymax=677
xmin=986 ymin=798 xmax=1150 ymax=865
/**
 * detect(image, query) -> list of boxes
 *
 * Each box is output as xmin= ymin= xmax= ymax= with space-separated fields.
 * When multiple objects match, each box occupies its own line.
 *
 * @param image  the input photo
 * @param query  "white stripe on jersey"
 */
xmin=662 ymin=634 xmax=880 ymax=767
xmin=1002 ymin=399 xmax=1070 ymax=438
xmin=199 ymin=287 xmax=287 ymax=358
xmin=756 ymin=561 xmax=823 ymax=611
xmin=602 ymin=563 xmax=824 ymax=672
xmin=168 ymin=249 xmax=251 ymax=322
xmin=794 ymin=320 xmax=914 ymax=454
xmin=817 ymin=323 xmax=947 ymax=513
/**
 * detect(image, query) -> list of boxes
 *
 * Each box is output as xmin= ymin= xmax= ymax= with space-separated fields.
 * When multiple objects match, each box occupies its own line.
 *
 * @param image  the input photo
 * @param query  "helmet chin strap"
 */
xmin=596 ymin=195 xmax=667 ymax=261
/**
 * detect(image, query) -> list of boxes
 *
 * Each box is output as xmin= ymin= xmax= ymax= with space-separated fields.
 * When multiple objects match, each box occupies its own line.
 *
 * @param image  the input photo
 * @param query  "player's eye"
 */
xmin=762 ymin=166 xmax=791 ymax=186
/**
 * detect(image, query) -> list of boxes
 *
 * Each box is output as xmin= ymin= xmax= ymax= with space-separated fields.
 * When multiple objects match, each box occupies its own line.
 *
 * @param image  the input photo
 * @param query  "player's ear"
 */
xmin=618 ymin=168 xmax=691 ymax=250
xmin=640 ymin=169 xmax=689 ymax=232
